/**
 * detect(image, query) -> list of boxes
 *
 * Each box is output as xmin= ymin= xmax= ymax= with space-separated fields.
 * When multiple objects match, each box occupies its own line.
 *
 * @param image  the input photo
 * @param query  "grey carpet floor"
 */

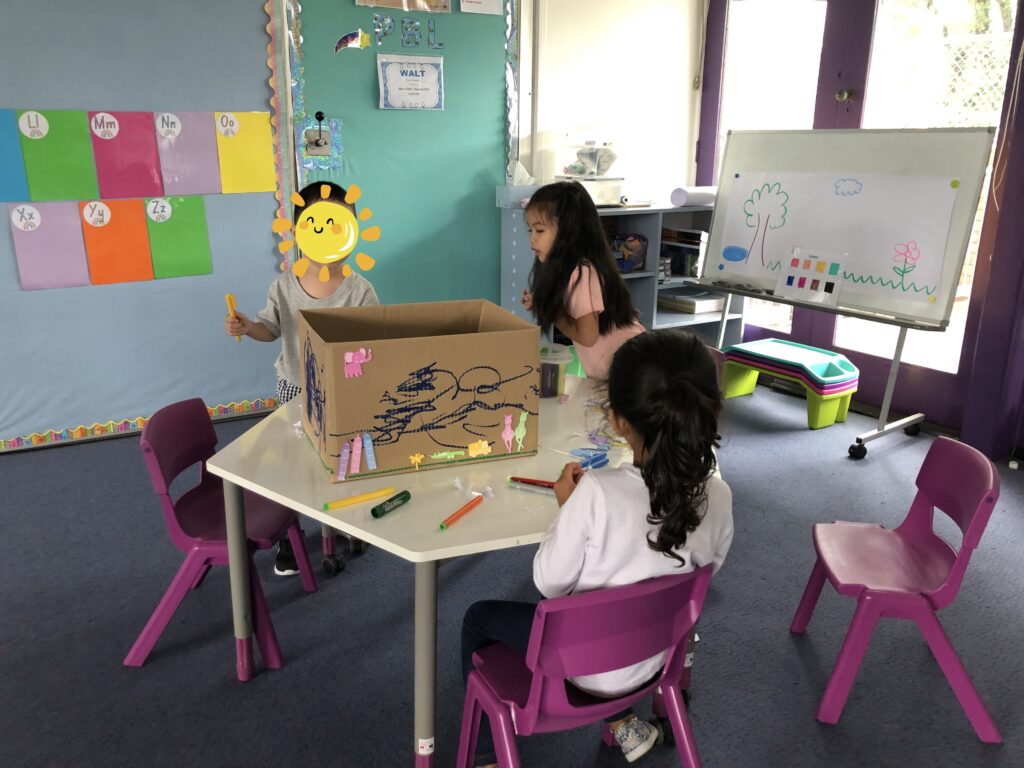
xmin=1 ymin=385 xmax=1021 ymax=767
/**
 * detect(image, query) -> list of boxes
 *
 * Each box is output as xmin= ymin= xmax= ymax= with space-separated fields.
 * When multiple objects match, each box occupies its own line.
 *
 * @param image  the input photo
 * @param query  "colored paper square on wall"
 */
xmin=145 ymin=196 xmax=212 ymax=278
xmin=214 ymin=111 xmax=277 ymax=194
xmin=79 ymin=199 xmax=154 ymax=285
xmin=155 ymin=112 xmax=222 ymax=195
xmin=17 ymin=110 xmax=99 ymax=201
xmin=89 ymin=111 xmax=164 ymax=199
xmin=0 ymin=111 xmax=29 ymax=202
xmin=8 ymin=202 xmax=90 ymax=290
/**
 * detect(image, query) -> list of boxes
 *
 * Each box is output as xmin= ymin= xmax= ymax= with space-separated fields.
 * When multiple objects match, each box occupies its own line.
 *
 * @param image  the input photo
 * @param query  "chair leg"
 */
xmin=189 ymin=564 xmax=212 ymax=590
xmin=790 ymin=558 xmax=827 ymax=634
xmin=123 ymin=548 xmax=207 ymax=667
xmin=490 ymin=706 xmax=521 ymax=768
xmin=250 ymin=557 xmax=283 ymax=670
xmin=817 ymin=596 xmax=880 ymax=724
xmin=914 ymin=607 xmax=1002 ymax=743
xmin=663 ymin=683 xmax=701 ymax=768
xmin=286 ymin=522 xmax=318 ymax=593
xmin=455 ymin=677 xmax=485 ymax=768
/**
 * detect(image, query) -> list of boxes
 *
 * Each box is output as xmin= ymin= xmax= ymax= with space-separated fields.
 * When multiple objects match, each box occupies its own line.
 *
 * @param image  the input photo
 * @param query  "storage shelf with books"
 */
xmin=497 ymin=189 xmax=743 ymax=348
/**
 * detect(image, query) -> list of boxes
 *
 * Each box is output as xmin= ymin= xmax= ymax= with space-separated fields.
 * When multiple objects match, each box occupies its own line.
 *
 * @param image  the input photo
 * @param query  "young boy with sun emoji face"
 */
xmin=225 ymin=180 xmax=380 ymax=404
xmin=224 ymin=180 xmax=380 ymax=575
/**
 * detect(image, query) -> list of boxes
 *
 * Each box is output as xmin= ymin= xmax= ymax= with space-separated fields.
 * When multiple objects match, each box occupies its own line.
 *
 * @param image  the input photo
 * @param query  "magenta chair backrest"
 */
xmin=139 ymin=399 xmax=219 ymax=550
xmin=516 ymin=566 xmax=713 ymax=734
xmin=902 ymin=436 xmax=999 ymax=608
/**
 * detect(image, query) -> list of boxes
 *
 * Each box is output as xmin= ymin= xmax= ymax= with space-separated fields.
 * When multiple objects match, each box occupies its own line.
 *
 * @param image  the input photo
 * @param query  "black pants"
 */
xmin=461 ymin=600 xmax=632 ymax=766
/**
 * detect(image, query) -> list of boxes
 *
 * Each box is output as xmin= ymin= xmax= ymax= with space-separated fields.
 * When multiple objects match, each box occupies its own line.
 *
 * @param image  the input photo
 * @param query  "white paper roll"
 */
xmin=670 ymin=186 xmax=717 ymax=207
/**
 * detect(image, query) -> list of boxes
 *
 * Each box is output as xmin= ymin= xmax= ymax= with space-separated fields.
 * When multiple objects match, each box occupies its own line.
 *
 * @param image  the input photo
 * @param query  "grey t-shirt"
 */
xmin=256 ymin=270 xmax=380 ymax=386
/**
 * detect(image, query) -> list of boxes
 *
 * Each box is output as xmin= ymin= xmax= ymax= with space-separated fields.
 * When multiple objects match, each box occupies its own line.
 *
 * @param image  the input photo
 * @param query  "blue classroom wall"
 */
xmin=0 ymin=1 xmax=282 ymax=438
xmin=297 ymin=0 xmax=506 ymax=305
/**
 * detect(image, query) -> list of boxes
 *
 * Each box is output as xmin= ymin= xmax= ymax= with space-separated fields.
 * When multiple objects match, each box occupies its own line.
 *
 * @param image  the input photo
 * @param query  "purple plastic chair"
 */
xmin=789 ymin=435 xmax=1001 ymax=743
xmin=456 ymin=567 xmax=713 ymax=768
xmin=124 ymin=398 xmax=317 ymax=669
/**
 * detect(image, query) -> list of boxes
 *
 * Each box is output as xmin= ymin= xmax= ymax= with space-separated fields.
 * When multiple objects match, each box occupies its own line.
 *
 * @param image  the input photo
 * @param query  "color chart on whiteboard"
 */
xmin=774 ymin=248 xmax=843 ymax=307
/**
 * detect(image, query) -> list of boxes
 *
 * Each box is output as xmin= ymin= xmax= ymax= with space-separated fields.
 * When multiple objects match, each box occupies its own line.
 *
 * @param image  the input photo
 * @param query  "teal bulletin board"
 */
xmin=297 ymin=1 xmax=507 ymax=304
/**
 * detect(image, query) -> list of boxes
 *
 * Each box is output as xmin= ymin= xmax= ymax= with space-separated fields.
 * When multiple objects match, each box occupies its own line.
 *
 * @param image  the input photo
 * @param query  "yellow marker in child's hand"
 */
xmin=225 ymin=293 xmax=240 ymax=342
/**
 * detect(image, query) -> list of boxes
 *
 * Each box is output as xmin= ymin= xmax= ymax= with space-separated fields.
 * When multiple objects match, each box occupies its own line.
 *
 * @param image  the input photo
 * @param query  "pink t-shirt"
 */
xmin=567 ymin=264 xmax=644 ymax=380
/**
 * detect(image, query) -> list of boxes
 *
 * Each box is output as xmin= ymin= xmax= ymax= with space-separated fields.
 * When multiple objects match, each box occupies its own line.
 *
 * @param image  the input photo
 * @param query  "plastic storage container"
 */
xmin=539 ymin=342 xmax=574 ymax=397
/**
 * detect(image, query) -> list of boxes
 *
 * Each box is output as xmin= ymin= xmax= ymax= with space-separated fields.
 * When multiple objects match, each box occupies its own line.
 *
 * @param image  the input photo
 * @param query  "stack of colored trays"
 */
xmin=721 ymin=339 xmax=859 ymax=430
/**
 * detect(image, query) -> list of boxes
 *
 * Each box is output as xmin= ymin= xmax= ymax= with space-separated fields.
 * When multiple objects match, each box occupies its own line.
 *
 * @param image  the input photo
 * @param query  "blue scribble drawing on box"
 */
xmin=342 ymin=362 xmax=538 ymax=451
xmin=834 ymin=178 xmax=863 ymax=197
xmin=722 ymin=246 xmax=749 ymax=262
xmin=304 ymin=336 xmax=328 ymax=449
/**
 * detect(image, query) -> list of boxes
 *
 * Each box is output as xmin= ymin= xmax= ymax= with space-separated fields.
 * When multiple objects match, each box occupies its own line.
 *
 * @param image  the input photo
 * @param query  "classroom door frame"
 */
xmin=698 ymin=0 xmax=1024 ymax=455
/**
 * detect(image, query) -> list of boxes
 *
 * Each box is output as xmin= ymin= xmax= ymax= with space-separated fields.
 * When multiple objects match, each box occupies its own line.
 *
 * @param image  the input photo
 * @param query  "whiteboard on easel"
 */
xmin=701 ymin=128 xmax=995 ymax=329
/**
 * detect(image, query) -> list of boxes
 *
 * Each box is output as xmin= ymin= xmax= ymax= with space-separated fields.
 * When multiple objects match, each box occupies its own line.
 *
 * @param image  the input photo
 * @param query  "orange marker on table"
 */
xmin=439 ymin=493 xmax=484 ymax=531
xmin=225 ymin=293 xmax=240 ymax=342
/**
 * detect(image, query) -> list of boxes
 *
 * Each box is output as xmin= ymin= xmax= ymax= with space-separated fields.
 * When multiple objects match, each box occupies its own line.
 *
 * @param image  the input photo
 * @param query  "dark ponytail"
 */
xmin=607 ymin=330 xmax=722 ymax=564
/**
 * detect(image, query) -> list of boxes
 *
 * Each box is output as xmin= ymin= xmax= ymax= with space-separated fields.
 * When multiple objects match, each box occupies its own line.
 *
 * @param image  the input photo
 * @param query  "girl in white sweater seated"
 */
xmin=461 ymin=329 xmax=734 ymax=766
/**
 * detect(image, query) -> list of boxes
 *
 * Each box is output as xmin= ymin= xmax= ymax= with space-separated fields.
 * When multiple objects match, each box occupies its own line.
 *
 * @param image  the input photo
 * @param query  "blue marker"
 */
xmin=362 ymin=432 xmax=377 ymax=470
xmin=581 ymin=452 xmax=609 ymax=470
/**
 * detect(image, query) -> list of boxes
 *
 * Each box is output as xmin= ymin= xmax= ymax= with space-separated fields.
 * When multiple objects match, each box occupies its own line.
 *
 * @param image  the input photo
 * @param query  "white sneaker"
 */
xmin=612 ymin=717 xmax=659 ymax=763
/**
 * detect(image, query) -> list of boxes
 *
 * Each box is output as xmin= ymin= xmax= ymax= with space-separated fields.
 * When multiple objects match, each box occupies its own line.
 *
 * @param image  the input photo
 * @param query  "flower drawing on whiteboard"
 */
xmin=272 ymin=182 xmax=381 ymax=281
xmin=892 ymin=241 xmax=921 ymax=290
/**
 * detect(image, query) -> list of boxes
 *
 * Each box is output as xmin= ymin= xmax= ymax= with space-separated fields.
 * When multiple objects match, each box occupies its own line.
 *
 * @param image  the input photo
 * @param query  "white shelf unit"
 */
xmin=498 ymin=189 xmax=744 ymax=348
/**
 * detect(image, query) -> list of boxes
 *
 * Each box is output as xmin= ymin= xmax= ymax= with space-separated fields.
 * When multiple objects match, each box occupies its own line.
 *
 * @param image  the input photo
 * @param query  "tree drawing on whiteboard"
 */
xmin=745 ymin=182 xmax=788 ymax=268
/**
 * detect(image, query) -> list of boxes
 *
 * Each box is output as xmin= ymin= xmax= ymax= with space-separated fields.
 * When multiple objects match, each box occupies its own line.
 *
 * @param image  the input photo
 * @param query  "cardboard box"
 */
xmin=298 ymin=300 xmax=541 ymax=481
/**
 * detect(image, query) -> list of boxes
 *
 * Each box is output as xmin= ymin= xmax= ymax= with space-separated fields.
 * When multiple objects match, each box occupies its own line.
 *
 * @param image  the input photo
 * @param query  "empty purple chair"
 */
xmin=456 ymin=567 xmax=713 ymax=768
xmin=124 ymin=398 xmax=317 ymax=669
xmin=789 ymin=436 xmax=1001 ymax=742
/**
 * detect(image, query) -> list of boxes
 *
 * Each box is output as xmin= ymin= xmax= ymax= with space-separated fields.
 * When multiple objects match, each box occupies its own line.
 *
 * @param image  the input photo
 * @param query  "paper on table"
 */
xmin=669 ymin=186 xmax=717 ymax=207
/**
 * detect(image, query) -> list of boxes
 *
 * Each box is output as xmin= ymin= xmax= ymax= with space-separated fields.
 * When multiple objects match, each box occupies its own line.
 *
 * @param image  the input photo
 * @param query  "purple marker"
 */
xmin=336 ymin=441 xmax=351 ymax=481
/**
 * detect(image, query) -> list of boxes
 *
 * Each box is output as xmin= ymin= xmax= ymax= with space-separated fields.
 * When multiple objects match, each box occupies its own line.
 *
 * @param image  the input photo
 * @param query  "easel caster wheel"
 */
xmin=848 ymin=443 xmax=867 ymax=460
xmin=349 ymin=538 xmax=368 ymax=555
xmin=322 ymin=554 xmax=346 ymax=576
xmin=904 ymin=423 xmax=921 ymax=436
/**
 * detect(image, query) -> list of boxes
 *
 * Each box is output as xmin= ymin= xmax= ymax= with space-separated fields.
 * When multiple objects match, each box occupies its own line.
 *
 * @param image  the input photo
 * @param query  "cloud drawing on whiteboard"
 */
xmin=834 ymin=178 xmax=864 ymax=196
xmin=273 ymin=182 xmax=381 ymax=282
xmin=722 ymin=182 xmax=789 ymax=270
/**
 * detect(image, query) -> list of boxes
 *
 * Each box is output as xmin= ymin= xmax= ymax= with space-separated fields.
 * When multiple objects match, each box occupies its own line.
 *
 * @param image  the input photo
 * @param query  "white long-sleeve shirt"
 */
xmin=533 ymin=463 xmax=733 ymax=697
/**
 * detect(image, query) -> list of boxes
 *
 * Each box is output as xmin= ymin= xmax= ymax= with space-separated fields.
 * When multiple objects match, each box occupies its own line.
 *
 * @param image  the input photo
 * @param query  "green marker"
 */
xmin=370 ymin=490 xmax=412 ymax=519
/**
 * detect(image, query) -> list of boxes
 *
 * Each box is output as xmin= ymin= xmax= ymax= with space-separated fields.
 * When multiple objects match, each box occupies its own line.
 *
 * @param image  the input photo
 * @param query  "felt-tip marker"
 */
xmin=507 ymin=479 xmax=555 ymax=496
xmin=370 ymin=490 xmax=412 ymax=518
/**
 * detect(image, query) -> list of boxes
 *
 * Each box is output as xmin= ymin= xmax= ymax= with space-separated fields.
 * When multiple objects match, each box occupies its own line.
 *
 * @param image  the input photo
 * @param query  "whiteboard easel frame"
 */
xmin=702 ymin=128 xmax=995 ymax=457
xmin=702 ymin=128 xmax=995 ymax=330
